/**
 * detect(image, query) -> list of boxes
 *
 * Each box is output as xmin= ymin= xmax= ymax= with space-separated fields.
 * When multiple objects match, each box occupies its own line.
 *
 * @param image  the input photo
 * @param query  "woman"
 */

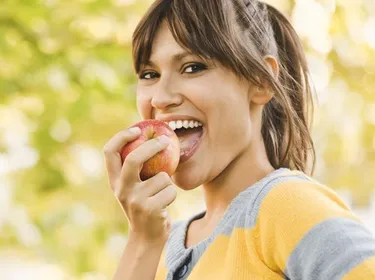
xmin=103 ymin=0 xmax=375 ymax=279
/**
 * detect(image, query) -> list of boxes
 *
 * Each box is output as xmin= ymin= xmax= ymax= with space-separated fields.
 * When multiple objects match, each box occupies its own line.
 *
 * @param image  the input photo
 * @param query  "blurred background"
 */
xmin=1 ymin=0 xmax=375 ymax=279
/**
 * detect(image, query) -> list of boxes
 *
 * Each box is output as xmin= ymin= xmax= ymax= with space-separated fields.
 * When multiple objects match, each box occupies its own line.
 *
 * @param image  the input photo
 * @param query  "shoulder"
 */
xmin=252 ymin=171 xmax=374 ymax=275
xmin=254 ymin=170 xmax=360 ymax=235
xmin=257 ymin=172 xmax=354 ymax=222
xmin=250 ymin=169 xmax=365 ymax=253
xmin=240 ymin=168 xmax=355 ymax=228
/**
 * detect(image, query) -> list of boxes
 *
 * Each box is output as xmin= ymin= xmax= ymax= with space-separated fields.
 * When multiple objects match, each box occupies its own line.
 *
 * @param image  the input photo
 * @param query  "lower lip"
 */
xmin=178 ymin=127 xmax=205 ymax=164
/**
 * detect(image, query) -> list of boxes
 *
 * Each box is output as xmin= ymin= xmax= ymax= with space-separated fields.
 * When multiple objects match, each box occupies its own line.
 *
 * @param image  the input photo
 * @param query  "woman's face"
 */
xmin=136 ymin=21 xmax=264 ymax=190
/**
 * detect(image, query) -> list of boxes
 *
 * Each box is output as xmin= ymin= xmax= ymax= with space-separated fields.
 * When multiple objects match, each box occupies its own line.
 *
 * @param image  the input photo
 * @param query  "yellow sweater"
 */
xmin=154 ymin=168 xmax=375 ymax=280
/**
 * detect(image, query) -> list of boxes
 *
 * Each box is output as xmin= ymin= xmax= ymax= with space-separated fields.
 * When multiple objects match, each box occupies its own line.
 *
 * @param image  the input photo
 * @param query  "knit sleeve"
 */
xmin=254 ymin=180 xmax=375 ymax=280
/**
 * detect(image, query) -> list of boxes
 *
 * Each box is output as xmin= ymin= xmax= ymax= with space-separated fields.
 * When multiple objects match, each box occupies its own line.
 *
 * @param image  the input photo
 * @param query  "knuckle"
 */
xmin=128 ymin=195 xmax=138 ymax=206
xmin=145 ymin=204 xmax=156 ymax=216
xmin=114 ymin=188 xmax=127 ymax=203
xmin=102 ymin=144 xmax=111 ymax=155
xmin=149 ymin=172 xmax=166 ymax=185
xmin=170 ymin=186 xmax=178 ymax=196
xmin=114 ymin=186 xmax=121 ymax=198
xmin=159 ymin=172 xmax=170 ymax=182
xmin=166 ymin=185 xmax=177 ymax=195
xmin=128 ymin=197 xmax=141 ymax=210
xmin=124 ymin=154 xmax=138 ymax=167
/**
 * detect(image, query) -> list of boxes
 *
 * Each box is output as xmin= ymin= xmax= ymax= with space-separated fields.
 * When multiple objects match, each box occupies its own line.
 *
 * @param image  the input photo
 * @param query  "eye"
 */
xmin=183 ymin=63 xmax=207 ymax=74
xmin=139 ymin=71 xmax=159 ymax=80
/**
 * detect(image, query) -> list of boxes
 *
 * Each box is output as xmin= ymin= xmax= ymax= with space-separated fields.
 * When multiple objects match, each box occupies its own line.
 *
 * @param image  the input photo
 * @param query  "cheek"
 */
xmin=182 ymin=77 xmax=217 ymax=105
xmin=136 ymin=90 xmax=152 ymax=120
xmin=231 ymin=102 xmax=252 ymax=140
xmin=214 ymin=88 xmax=251 ymax=143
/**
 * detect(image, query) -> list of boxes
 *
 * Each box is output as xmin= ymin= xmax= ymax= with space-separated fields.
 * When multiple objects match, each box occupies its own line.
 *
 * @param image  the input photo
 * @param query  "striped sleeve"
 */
xmin=255 ymin=180 xmax=375 ymax=280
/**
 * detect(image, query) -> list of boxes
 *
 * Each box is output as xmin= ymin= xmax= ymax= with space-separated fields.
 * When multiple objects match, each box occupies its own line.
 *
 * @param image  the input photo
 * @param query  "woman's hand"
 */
xmin=103 ymin=127 xmax=178 ymax=245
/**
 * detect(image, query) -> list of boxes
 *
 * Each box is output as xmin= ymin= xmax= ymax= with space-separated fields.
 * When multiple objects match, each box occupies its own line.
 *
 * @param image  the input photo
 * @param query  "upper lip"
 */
xmin=155 ymin=115 xmax=204 ymax=124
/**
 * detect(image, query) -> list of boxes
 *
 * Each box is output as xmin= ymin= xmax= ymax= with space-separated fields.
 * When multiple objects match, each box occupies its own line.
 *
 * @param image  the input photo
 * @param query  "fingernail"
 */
xmin=158 ymin=135 xmax=170 ymax=144
xmin=129 ymin=127 xmax=141 ymax=134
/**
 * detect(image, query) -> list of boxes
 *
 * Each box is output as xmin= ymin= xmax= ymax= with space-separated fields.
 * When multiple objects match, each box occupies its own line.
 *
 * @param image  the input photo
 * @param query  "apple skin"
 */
xmin=120 ymin=119 xmax=180 ymax=181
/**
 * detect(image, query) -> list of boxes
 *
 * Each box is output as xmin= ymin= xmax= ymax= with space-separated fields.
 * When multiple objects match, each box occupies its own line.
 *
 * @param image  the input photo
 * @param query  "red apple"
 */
xmin=120 ymin=119 xmax=180 ymax=180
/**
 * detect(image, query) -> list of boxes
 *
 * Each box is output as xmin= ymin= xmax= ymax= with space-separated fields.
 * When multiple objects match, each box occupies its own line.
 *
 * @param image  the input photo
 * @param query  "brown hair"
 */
xmin=132 ymin=0 xmax=317 ymax=176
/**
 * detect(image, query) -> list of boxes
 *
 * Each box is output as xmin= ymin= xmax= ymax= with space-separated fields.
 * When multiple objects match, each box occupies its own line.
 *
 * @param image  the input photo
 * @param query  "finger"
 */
xmin=120 ymin=135 xmax=170 ymax=185
xmin=147 ymin=185 xmax=177 ymax=211
xmin=103 ymin=127 xmax=142 ymax=185
xmin=139 ymin=172 xmax=172 ymax=197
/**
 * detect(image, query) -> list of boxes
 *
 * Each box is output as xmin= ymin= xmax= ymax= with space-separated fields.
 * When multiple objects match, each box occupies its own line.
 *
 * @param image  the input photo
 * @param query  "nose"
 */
xmin=151 ymin=75 xmax=183 ymax=110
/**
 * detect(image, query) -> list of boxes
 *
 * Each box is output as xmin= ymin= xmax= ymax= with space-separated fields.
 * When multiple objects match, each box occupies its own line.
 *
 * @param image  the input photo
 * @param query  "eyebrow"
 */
xmin=144 ymin=51 xmax=195 ymax=68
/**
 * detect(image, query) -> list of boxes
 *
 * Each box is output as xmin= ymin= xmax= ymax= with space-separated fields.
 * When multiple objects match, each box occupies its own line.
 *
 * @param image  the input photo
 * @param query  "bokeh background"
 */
xmin=1 ymin=0 xmax=375 ymax=279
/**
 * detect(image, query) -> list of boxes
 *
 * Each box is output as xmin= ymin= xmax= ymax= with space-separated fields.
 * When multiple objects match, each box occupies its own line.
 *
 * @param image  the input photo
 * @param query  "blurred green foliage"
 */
xmin=1 ymin=0 xmax=375 ymax=279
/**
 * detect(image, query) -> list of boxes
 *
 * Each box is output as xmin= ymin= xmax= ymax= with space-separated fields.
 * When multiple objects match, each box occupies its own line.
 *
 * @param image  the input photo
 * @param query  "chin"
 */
xmin=172 ymin=173 xmax=201 ymax=191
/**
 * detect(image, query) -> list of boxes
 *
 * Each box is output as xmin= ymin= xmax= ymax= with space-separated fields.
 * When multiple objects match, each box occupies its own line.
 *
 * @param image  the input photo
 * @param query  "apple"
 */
xmin=120 ymin=119 xmax=180 ymax=180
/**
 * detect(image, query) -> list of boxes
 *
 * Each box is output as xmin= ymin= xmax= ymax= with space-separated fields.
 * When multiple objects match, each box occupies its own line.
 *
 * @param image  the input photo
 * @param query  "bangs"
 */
xmin=131 ymin=0 xmax=259 ymax=82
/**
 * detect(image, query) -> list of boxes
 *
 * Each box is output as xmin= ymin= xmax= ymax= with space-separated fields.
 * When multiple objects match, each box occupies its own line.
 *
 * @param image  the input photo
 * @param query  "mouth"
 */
xmin=164 ymin=120 xmax=205 ymax=164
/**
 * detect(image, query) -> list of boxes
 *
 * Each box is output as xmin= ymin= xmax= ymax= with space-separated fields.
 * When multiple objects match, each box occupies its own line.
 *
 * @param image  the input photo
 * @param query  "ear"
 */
xmin=249 ymin=55 xmax=279 ymax=106
xmin=263 ymin=55 xmax=279 ymax=80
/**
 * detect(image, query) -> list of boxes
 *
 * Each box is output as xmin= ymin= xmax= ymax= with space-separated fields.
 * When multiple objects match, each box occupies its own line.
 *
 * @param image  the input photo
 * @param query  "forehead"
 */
xmin=149 ymin=22 xmax=189 ymax=60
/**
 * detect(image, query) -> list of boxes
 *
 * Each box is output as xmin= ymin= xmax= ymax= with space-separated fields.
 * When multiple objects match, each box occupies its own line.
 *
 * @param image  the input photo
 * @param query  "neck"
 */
xmin=200 ymin=136 xmax=275 ymax=224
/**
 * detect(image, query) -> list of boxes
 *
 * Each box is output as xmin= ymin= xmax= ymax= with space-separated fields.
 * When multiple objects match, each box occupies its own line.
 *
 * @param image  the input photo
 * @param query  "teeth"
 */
xmin=169 ymin=121 xmax=176 ymax=130
xmin=165 ymin=120 xmax=203 ymax=131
